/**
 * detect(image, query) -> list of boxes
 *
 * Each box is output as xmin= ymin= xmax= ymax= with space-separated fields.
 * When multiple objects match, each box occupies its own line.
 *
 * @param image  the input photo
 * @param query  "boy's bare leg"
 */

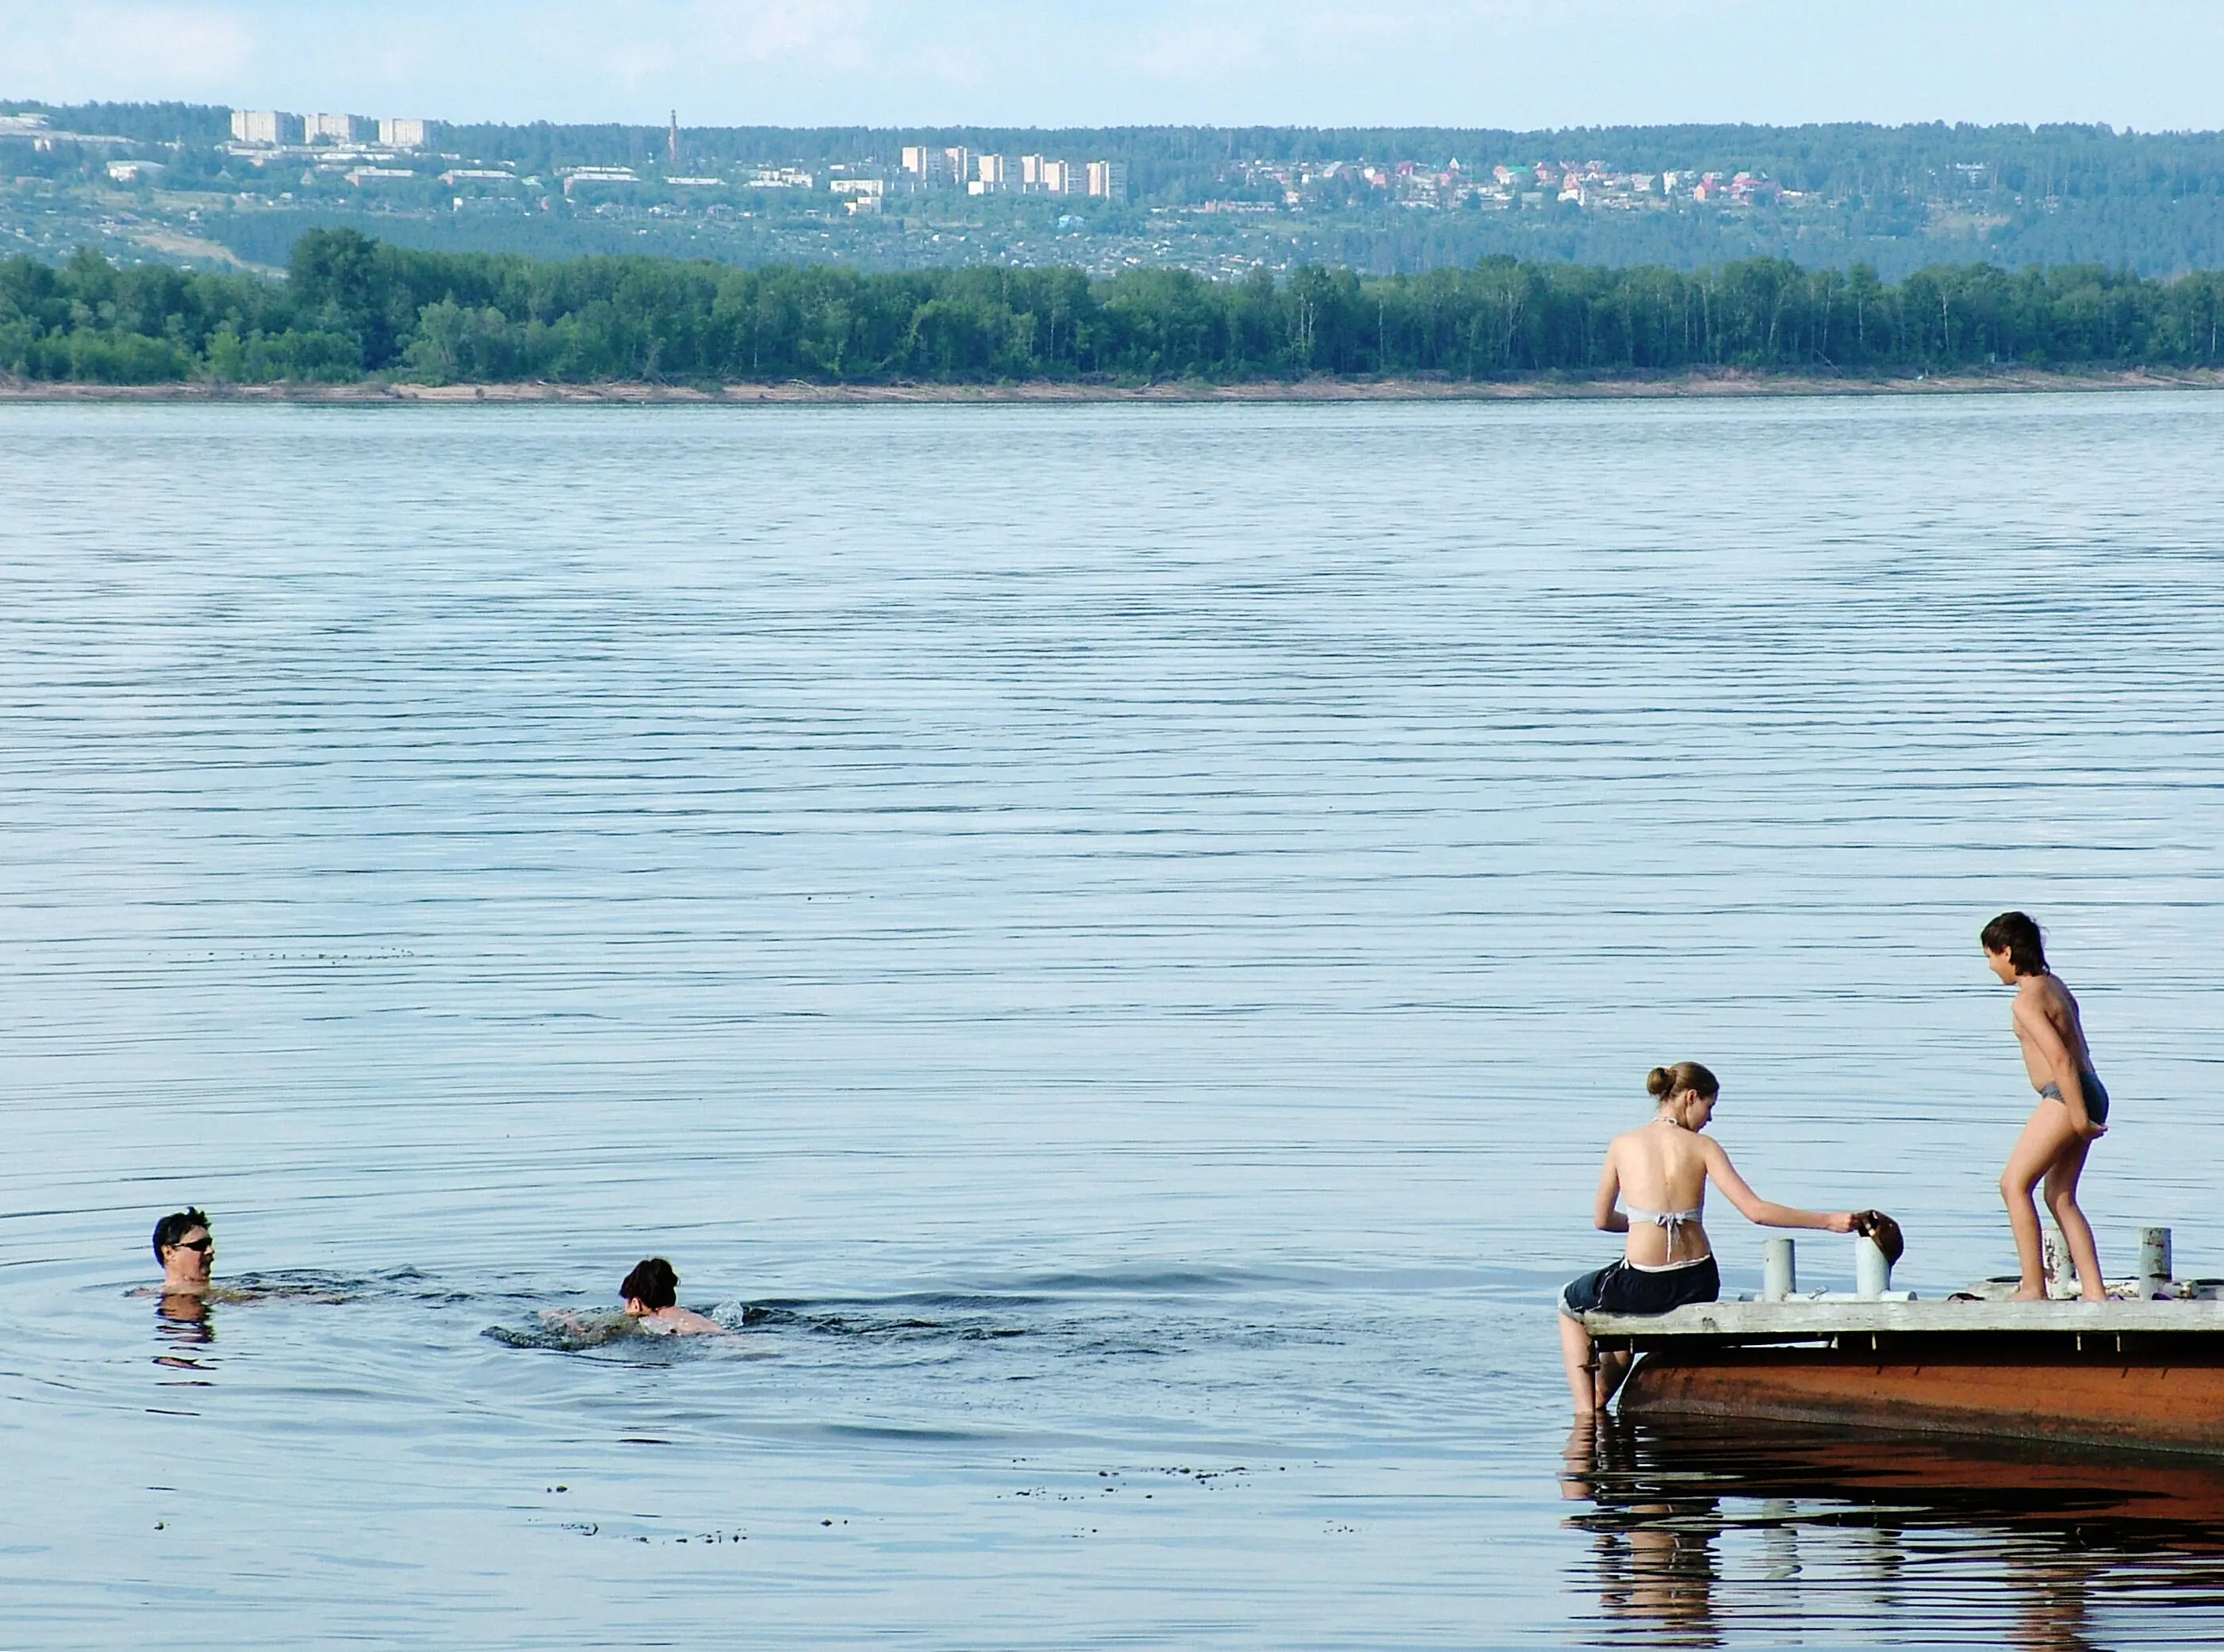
xmin=2001 ymin=1103 xmax=2082 ymax=1300
xmin=2043 ymin=1136 xmax=2104 ymax=1301
xmin=1559 ymin=1312 xmax=1600 ymax=1412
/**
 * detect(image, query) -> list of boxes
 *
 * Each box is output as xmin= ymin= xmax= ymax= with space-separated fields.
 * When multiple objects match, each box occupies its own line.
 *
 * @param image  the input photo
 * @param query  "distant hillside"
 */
xmin=9 ymin=105 xmax=2224 ymax=279
xmin=2 ymin=100 xmax=231 ymax=144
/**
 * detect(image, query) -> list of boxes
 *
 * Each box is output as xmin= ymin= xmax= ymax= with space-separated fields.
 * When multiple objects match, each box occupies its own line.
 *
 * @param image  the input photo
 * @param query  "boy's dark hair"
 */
xmin=1981 ymin=910 xmax=2048 ymax=976
xmin=151 ymin=1208 xmax=210 ymax=1263
xmin=621 ymin=1257 xmax=679 ymax=1311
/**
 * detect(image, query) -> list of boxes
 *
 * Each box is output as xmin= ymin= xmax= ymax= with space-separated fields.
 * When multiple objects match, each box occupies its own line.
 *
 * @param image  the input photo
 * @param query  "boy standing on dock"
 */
xmin=1984 ymin=911 xmax=2110 ymax=1302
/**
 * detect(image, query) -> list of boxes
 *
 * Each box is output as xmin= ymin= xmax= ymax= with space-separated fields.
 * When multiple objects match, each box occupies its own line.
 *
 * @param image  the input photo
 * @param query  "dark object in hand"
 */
xmin=1851 ymin=1209 xmax=1904 ymax=1266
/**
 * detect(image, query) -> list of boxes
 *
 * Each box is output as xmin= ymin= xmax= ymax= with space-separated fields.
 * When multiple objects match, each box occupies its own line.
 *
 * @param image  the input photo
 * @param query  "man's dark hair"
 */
xmin=151 ymin=1207 xmax=210 ymax=1263
xmin=1981 ymin=910 xmax=2048 ymax=976
xmin=620 ymin=1257 xmax=679 ymax=1311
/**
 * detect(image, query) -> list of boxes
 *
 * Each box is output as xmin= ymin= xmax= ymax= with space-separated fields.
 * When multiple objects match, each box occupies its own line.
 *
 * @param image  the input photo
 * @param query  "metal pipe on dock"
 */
xmin=2143 ymin=1227 xmax=2175 ymax=1299
xmin=1855 ymin=1234 xmax=1892 ymax=1299
xmin=1762 ymin=1237 xmax=1796 ymax=1302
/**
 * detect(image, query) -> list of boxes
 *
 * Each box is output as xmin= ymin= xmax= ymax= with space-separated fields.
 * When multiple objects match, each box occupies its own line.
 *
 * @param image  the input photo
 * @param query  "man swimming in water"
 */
xmin=149 ymin=1205 xmax=221 ymax=1326
xmin=1984 ymin=910 xmax=2109 ymax=1301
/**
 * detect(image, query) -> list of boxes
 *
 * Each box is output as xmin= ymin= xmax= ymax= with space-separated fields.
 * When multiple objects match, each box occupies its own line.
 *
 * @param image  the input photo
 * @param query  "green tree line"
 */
xmin=6 ymin=229 xmax=2224 ymax=385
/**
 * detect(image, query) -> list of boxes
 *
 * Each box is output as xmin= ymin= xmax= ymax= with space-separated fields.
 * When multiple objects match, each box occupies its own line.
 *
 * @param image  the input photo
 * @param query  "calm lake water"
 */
xmin=5 ymin=393 xmax=2224 ymax=1648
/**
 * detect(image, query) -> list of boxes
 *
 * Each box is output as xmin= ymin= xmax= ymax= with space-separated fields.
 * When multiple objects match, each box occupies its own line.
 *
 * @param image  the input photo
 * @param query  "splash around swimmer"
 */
xmin=539 ymin=1257 xmax=728 ymax=1340
xmin=137 ymin=1209 xmax=730 ymax=1345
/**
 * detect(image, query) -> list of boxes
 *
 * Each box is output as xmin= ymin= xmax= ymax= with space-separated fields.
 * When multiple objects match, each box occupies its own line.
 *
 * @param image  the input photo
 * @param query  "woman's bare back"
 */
xmin=1606 ymin=1121 xmax=1716 ymax=1266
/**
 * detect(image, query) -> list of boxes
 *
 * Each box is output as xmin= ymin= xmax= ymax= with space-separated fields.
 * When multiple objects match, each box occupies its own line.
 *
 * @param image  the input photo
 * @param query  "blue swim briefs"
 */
xmin=2041 ymin=1067 xmax=2110 ymax=1127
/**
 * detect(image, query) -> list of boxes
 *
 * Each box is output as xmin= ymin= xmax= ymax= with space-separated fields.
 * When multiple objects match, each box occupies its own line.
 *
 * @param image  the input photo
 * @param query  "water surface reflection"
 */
xmin=1563 ymin=1416 xmax=2224 ymax=1647
xmin=7 ymin=397 xmax=2224 ymax=1646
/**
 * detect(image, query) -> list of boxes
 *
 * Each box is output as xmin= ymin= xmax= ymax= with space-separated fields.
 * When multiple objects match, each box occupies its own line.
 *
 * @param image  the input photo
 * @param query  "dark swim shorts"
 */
xmin=2040 ymin=1067 xmax=2111 ymax=1127
xmin=1561 ymin=1254 xmax=1720 ymax=1317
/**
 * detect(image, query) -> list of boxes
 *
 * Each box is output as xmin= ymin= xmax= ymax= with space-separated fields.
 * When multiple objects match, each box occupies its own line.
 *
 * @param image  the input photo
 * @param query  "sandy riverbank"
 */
xmin=5 ymin=367 xmax=2222 ymax=404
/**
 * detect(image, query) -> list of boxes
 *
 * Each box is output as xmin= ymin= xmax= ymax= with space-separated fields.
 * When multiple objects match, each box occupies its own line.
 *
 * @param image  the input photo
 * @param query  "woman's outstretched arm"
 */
xmin=1701 ymin=1138 xmax=1854 ymax=1232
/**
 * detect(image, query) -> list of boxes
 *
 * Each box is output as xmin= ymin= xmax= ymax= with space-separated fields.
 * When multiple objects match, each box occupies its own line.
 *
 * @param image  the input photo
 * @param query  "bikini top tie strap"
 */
xmin=1626 ymin=1206 xmax=1701 ymax=1228
xmin=1626 ymin=1205 xmax=1704 ymax=1262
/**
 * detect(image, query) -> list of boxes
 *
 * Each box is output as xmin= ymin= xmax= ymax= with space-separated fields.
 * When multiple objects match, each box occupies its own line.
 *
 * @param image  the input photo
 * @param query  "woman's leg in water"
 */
xmin=2043 ymin=1133 xmax=2103 ymax=1301
xmin=1559 ymin=1312 xmax=1601 ymax=1412
xmin=2000 ymin=1102 xmax=2084 ymax=1300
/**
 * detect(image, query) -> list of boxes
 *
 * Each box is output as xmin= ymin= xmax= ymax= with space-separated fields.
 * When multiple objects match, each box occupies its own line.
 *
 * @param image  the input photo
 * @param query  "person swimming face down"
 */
xmin=619 ymin=1258 xmax=723 ymax=1335
xmin=152 ymin=1207 xmax=215 ymax=1297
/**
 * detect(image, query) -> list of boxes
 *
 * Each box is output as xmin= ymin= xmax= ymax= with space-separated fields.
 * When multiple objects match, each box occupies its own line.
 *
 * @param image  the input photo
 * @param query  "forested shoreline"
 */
xmin=6 ymin=229 xmax=2224 ymax=387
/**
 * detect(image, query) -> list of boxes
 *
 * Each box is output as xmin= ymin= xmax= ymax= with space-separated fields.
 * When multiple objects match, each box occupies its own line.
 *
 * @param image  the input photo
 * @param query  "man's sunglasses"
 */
xmin=171 ymin=1236 xmax=214 ymax=1253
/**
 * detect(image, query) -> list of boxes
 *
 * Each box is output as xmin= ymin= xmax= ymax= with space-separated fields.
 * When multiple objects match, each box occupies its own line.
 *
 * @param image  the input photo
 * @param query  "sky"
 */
xmin=5 ymin=0 xmax=2224 ymax=132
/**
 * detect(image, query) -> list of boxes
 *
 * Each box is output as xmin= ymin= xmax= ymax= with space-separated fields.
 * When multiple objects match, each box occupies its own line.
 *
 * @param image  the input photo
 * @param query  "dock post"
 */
xmin=1762 ymin=1237 xmax=1796 ymax=1301
xmin=1854 ymin=1235 xmax=1892 ymax=1299
xmin=2043 ymin=1224 xmax=2076 ymax=1298
xmin=2142 ymin=1227 xmax=2174 ymax=1298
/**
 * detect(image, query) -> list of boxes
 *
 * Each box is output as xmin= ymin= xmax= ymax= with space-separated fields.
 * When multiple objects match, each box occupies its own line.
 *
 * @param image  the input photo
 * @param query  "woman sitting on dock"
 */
xmin=1559 ymin=1061 xmax=1857 ymax=1415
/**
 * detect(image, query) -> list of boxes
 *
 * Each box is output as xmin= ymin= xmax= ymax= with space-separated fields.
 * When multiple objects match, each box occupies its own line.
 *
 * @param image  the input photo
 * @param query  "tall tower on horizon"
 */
xmin=669 ymin=110 xmax=679 ymax=167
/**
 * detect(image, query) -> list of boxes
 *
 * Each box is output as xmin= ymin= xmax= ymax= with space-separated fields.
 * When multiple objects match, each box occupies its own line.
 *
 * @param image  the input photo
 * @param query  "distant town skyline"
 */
xmin=5 ymin=0 xmax=2224 ymax=133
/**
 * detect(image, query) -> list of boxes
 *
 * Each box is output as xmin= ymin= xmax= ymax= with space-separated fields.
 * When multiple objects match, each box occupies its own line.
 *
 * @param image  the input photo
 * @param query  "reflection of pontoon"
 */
xmin=1571 ymin=1412 xmax=2224 ymax=1531
xmin=1563 ymin=1414 xmax=2224 ymax=1644
xmin=1586 ymin=1297 xmax=2224 ymax=1456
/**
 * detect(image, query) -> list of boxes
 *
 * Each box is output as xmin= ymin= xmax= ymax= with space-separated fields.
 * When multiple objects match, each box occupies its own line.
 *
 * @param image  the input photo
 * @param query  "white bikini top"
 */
xmin=1624 ymin=1204 xmax=1704 ymax=1263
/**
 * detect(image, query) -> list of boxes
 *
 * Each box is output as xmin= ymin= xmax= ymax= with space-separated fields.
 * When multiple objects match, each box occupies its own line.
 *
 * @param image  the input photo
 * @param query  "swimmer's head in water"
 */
xmin=621 ymin=1257 xmax=679 ymax=1313
xmin=152 ymin=1207 xmax=212 ymax=1265
xmin=153 ymin=1207 xmax=214 ymax=1292
xmin=1981 ymin=910 xmax=2047 ymax=978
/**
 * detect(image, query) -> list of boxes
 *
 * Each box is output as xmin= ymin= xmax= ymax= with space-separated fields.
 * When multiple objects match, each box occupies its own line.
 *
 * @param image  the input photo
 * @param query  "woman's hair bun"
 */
xmin=1648 ymin=1060 xmax=1721 ymax=1103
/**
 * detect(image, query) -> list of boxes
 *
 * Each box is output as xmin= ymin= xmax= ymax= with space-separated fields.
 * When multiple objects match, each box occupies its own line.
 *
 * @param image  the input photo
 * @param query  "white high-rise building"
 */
xmin=230 ymin=109 xmax=301 ymax=145
xmin=901 ymin=146 xmax=930 ymax=175
xmin=1039 ymin=159 xmax=1072 ymax=194
xmin=307 ymin=113 xmax=372 ymax=144
xmin=1086 ymin=160 xmax=1128 ymax=203
xmin=379 ymin=117 xmax=435 ymax=150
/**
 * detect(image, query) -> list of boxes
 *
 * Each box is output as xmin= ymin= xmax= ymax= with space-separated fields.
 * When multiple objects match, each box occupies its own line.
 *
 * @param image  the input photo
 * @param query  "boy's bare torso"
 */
xmin=2012 ymin=972 xmax=2092 ymax=1089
